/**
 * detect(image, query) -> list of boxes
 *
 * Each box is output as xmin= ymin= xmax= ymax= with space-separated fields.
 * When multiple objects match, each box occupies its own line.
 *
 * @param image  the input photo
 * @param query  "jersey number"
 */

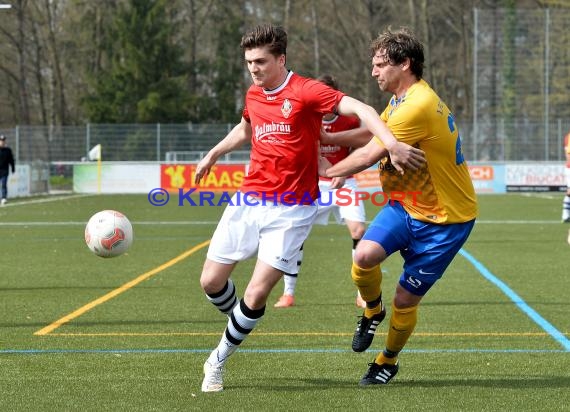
xmin=448 ymin=113 xmax=465 ymax=165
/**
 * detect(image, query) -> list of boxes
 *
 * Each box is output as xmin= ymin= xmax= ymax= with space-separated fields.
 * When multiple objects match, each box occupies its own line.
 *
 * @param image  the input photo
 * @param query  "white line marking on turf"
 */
xmin=517 ymin=193 xmax=560 ymax=200
xmin=475 ymin=220 xmax=561 ymax=224
xmin=0 ymin=194 xmax=92 ymax=208
xmin=0 ymin=220 xmax=562 ymax=227
xmin=0 ymin=348 xmax=566 ymax=355
xmin=0 ymin=221 xmax=220 ymax=226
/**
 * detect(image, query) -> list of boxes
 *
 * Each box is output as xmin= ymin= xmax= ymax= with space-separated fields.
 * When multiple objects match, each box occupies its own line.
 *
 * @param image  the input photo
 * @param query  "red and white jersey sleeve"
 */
xmin=319 ymin=115 xmax=360 ymax=180
xmin=242 ymin=72 xmax=345 ymax=203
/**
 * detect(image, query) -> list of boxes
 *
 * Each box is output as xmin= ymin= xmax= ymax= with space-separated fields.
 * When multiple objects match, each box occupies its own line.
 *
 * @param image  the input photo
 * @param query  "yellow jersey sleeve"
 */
xmin=373 ymin=80 xmax=477 ymax=224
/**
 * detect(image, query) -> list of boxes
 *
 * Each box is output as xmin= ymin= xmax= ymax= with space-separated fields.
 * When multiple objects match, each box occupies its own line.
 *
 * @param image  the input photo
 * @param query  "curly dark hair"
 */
xmin=370 ymin=27 xmax=424 ymax=79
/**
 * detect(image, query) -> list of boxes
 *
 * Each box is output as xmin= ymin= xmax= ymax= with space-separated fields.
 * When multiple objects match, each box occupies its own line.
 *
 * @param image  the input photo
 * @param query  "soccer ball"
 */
xmin=84 ymin=210 xmax=133 ymax=258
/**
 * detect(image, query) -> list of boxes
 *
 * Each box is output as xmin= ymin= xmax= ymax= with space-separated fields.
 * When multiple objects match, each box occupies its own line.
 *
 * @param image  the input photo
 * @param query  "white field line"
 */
xmin=0 ymin=194 xmax=93 ymax=207
xmin=0 ymin=219 xmax=563 ymax=227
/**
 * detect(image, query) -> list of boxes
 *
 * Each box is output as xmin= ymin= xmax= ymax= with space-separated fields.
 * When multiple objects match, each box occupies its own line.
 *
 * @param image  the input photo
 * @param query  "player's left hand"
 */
xmin=318 ymin=156 xmax=333 ymax=178
xmin=319 ymin=128 xmax=333 ymax=145
xmin=329 ymin=176 xmax=345 ymax=190
xmin=388 ymin=142 xmax=426 ymax=174
xmin=194 ymin=155 xmax=216 ymax=184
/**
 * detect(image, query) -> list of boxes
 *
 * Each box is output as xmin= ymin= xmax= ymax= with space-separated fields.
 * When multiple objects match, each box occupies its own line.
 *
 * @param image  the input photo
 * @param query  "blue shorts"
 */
xmin=363 ymin=202 xmax=475 ymax=296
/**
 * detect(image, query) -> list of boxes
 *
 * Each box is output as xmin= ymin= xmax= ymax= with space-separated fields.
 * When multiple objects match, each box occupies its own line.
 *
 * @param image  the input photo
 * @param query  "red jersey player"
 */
xmin=274 ymin=74 xmax=368 ymax=309
xmin=194 ymin=24 xmax=425 ymax=393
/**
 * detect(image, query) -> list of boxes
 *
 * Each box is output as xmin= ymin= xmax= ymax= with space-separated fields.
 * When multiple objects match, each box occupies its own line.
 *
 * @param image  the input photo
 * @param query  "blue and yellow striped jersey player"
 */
xmin=319 ymin=27 xmax=478 ymax=385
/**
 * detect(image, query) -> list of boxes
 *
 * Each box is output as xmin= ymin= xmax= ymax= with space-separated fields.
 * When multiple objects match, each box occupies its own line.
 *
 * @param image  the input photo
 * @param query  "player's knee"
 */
xmin=200 ymin=272 xmax=226 ymax=295
xmin=199 ymin=276 xmax=214 ymax=294
xmin=242 ymin=287 xmax=268 ymax=310
xmin=353 ymin=247 xmax=383 ymax=268
xmin=393 ymin=284 xmax=423 ymax=308
xmin=352 ymin=250 xmax=367 ymax=267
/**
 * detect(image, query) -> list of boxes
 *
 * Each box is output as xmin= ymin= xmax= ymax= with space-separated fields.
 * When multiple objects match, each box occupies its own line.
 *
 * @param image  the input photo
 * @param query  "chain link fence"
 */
xmin=0 ymin=123 xmax=243 ymax=163
xmin=472 ymin=8 xmax=570 ymax=162
xmin=1 ymin=119 xmax=569 ymax=165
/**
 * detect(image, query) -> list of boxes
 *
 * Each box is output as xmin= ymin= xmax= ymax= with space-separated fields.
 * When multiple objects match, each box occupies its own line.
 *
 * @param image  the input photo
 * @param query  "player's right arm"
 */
xmin=319 ymin=137 xmax=388 ymax=178
xmin=320 ymin=126 xmax=373 ymax=148
xmin=194 ymin=117 xmax=252 ymax=183
xmin=335 ymin=95 xmax=425 ymax=174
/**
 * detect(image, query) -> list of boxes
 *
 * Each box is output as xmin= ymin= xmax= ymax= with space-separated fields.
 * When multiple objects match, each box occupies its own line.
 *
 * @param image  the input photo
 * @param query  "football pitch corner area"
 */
xmin=24 ymin=245 xmax=570 ymax=354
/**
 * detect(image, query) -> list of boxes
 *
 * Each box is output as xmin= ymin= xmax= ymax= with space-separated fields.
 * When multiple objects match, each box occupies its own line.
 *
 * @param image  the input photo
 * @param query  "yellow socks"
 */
xmin=363 ymin=305 xmax=382 ymax=318
xmin=351 ymin=262 xmax=382 ymax=304
xmin=375 ymin=303 xmax=418 ymax=365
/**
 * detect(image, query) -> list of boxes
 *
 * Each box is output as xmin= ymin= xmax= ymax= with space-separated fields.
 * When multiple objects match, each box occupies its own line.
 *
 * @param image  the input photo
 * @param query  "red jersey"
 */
xmin=242 ymin=71 xmax=345 ymax=203
xmin=320 ymin=114 xmax=360 ymax=180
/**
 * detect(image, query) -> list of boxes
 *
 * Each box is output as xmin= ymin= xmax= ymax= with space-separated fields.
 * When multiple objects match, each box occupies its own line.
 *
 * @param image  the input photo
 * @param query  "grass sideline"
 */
xmin=0 ymin=193 xmax=568 ymax=411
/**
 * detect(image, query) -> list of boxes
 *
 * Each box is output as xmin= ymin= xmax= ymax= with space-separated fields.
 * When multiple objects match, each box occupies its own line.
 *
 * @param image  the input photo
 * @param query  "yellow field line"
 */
xmin=34 ymin=240 xmax=211 ymax=336
xmin=45 ymin=331 xmax=569 ymax=337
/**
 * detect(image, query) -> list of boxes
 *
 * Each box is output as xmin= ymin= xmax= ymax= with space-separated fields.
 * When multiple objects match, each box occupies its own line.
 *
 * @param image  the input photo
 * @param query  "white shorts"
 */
xmin=313 ymin=178 xmax=366 ymax=225
xmin=566 ymin=168 xmax=570 ymax=187
xmin=207 ymin=192 xmax=317 ymax=273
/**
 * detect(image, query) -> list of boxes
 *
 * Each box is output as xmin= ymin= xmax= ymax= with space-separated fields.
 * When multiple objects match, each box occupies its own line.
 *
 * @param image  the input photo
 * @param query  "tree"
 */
xmin=202 ymin=2 xmax=244 ymax=122
xmin=83 ymin=0 xmax=189 ymax=123
xmin=0 ymin=0 xmax=33 ymax=124
xmin=501 ymin=0 xmax=516 ymax=158
xmin=1 ymin=0 xmax=569 ymax=136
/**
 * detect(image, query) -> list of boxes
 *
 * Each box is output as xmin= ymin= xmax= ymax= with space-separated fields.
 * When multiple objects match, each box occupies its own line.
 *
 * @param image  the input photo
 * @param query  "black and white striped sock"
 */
xmin=208 ymin=298 xmax=265 ymax=365
xmin=205 ymin=279 xmax=238 ymax=315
